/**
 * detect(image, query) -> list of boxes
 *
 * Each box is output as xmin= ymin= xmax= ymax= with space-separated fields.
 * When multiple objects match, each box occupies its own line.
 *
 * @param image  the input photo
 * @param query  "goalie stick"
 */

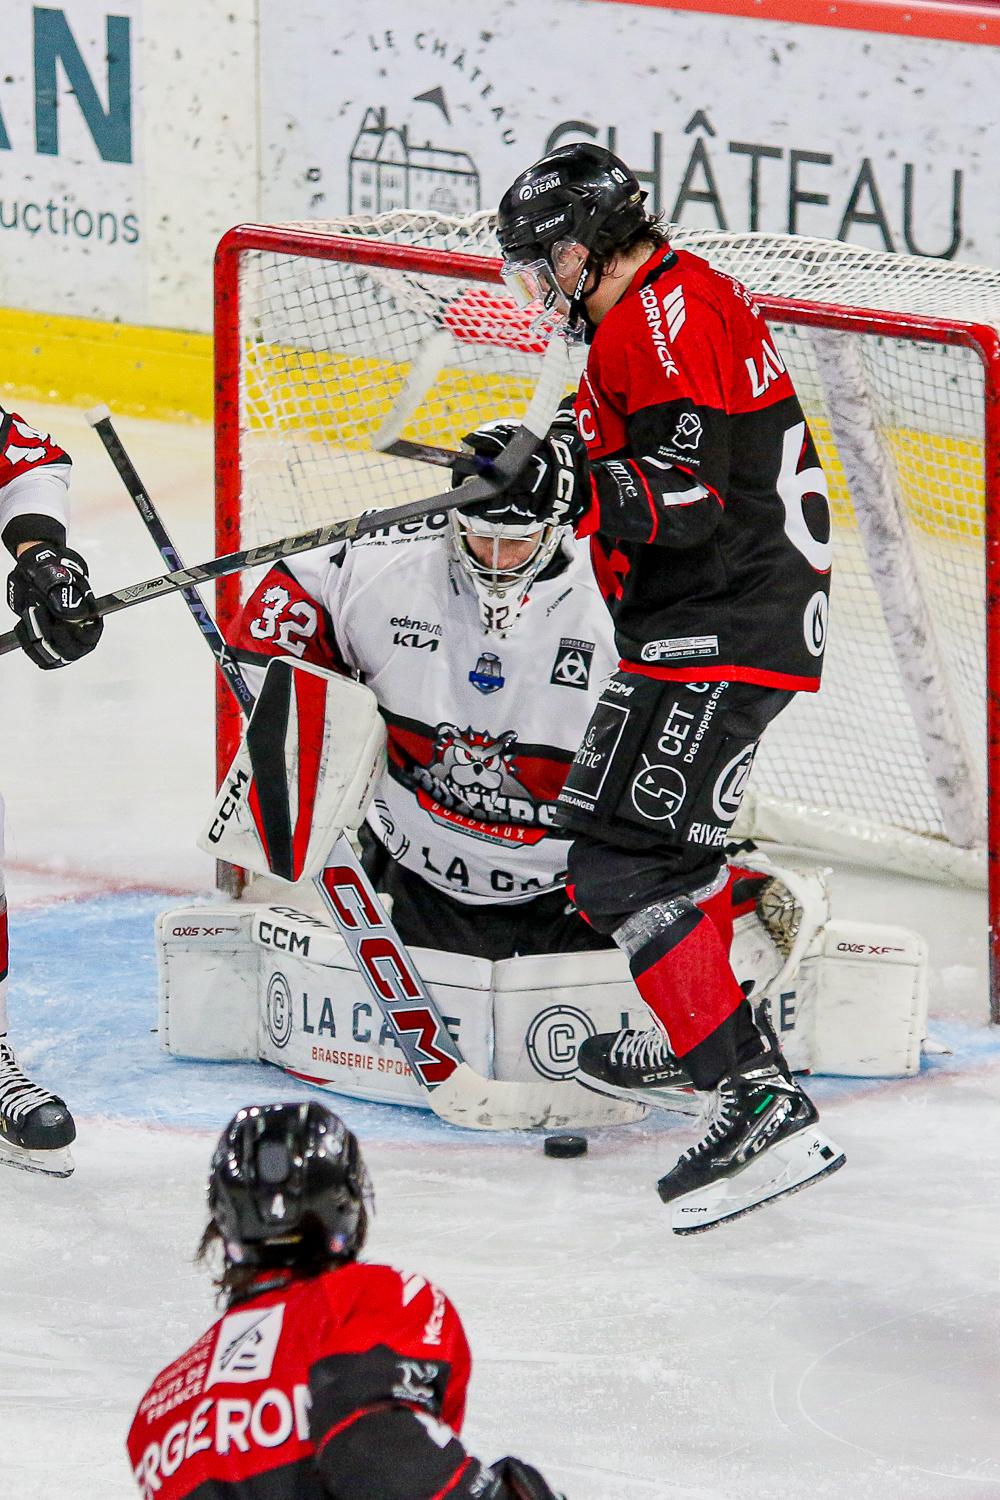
xmin=0 ymin=338 xmax=572 ymax=660
xmin=85 ymin=387 xmax=640 ymax=1131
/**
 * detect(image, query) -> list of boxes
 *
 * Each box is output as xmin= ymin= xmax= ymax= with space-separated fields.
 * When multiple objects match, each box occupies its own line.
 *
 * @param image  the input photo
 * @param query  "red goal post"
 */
xmin=213 ymin=218 xmax=1000 ymax=1020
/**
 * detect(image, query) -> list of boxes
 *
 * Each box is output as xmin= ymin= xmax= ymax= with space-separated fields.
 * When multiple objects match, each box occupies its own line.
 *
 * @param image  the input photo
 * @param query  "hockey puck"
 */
xmin=543 ymin=1134 xmax=588 ymax=1158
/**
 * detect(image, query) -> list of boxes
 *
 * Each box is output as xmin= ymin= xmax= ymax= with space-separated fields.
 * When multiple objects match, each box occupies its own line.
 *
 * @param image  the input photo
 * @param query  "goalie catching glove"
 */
xmin=7 ymin=542 xmax=103 ymax=669
xmin=453 ymin=413 xmax=591 ymax=530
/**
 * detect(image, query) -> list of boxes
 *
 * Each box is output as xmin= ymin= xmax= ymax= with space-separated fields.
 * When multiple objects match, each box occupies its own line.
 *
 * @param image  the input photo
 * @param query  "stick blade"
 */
xmin=430 ymin=1064 xmax=647 ymax=1131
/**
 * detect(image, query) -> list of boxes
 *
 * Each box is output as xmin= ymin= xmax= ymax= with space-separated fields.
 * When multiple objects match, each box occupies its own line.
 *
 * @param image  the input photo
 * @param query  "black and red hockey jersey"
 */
xmin=127 ymin=1261 xmax=480 ymax=1500
xmin=0 ymin=405 xmax=71 ymax=552
xmin=573 ymin=245 xmax=832 ymax=691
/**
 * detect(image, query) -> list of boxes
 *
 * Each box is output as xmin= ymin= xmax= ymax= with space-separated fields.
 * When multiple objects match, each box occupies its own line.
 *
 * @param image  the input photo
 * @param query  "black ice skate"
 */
xmin=0 ymin=1038 xmax=76 ymax=1177
xmin=657 ymin=1052 xmax=845 ymax=1234
xmin=576 ymin=1027 xmax=699 ymax=1114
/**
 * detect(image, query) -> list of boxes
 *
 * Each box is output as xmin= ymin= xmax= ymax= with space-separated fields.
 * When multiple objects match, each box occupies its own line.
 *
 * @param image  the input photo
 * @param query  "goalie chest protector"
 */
xmin=238 ymin=526 xmax=618 ymax=905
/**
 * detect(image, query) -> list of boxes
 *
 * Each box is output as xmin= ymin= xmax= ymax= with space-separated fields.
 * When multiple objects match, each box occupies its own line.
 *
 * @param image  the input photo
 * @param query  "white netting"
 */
xmin=219 ymin=217 xmax=1000 ymax=882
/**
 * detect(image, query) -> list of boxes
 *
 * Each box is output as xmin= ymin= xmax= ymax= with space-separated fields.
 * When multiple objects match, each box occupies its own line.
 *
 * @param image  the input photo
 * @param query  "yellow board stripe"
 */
xmin=0 ymin=307 xmax=213 ymax=423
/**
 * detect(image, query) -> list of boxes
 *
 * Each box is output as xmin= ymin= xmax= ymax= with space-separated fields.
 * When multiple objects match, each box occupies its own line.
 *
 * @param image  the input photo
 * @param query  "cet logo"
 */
xmin=712 ymin=744 xmax=757 ymax=822
xmin=525 ymin=1005 xmax=597 ymax=1080
xmin=804 ymin=590 xmax=828 ymax=658
xmin=265 ymin=971 xmax=294 ymax=1050
xmin=630 ymin=759 xmax=687 ymax=824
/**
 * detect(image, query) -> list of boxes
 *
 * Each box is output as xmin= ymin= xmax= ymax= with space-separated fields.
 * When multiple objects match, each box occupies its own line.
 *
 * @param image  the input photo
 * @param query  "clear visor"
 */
xmin=500 ymin=240 xmax=588 ymax=321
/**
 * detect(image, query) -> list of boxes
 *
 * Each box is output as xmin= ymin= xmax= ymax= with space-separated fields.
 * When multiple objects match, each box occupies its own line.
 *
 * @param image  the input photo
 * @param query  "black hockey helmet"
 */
xmin=496 ymin=144 xmax=647 ymax=330
xmin=498 ymin=143 xmax=646 ymax=262
xmin=208 ymin=1101 xmax=370 ymax=1268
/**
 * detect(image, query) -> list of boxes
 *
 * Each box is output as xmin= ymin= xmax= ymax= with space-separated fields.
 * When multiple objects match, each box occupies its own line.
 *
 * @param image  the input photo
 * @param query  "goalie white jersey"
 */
xmin=232 ymin=518 xmax=616 ymax=905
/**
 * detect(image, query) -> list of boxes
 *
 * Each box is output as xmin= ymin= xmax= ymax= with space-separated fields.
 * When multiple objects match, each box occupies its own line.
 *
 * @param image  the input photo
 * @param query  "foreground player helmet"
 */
xmin=497 ymin=143 xmax=647 ymax=331
xmin=208 ymin=1101 xmax=369 ymax=1268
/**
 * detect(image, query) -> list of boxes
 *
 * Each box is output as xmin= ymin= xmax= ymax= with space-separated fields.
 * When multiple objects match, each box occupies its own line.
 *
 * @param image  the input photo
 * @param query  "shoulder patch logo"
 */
xmin=550 ymin=638 xmax=595 ymax=689
xmin=662 ymin=285 xmax=686 ymax=340
xmin=206 ymin=1304 xmax=285 ymax=1388
xmin=400 ymin=1272 xmax=428 ymax=1307
xmin=672 ymin=412 xmax=703 ymax=452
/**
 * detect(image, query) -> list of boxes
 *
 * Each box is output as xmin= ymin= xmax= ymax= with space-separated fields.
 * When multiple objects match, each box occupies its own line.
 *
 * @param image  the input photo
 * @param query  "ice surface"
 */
xmin=1 ymin=409 xmax=998 ymax=1499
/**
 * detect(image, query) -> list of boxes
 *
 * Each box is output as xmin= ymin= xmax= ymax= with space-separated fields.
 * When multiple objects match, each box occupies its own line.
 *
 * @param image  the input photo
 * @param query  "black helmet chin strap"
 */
xmin=566 ymin=250 xmax=613 ymax=343
xmin=566 ymin=254 xmax=600 ymax=339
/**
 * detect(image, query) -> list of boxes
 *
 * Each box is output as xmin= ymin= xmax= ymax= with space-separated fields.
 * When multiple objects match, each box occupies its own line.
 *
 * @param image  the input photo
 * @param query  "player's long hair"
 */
xmin=613 ymin=210 xmax=670 ymax=257
xmin=196 ymin=1200 xmax=370 ymax=1304
xmin=586 ymin=211 xmax=670 ymax=311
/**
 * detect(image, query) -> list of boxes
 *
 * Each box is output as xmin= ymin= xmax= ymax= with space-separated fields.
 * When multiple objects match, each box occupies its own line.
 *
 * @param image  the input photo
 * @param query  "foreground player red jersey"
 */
xmin=127 ymin=1101 xmax=562 ymax=1500
xmin=128 ymin=1261 xmax=470 ymax=1499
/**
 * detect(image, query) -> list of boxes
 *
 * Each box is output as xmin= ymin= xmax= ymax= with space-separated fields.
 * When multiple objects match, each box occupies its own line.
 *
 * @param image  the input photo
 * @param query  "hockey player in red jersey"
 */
xmin=457 ymin=144 xmax=845 ymax=1231
xmin=0 ymin=404 xmax=103 ymax=1176
xmin=126 ymin=1100 xmax=564 ymax=1500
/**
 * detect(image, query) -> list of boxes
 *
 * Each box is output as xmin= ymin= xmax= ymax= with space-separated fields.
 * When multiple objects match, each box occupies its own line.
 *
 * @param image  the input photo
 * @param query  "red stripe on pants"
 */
xmin=633 ymin=911 xmax=745 ymax=1057
xmin=696 ymin=874 xmax=738 ymax=954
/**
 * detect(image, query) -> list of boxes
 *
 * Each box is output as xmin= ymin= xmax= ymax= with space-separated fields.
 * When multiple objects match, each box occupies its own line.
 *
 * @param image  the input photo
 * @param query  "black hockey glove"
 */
xmin=7 ymin=543 xmax=104 ymax=670
xmin=453 ymin=416 xmax=591 ymax=530
xmin=489 ymin=1455 xmax=566 ymax=1500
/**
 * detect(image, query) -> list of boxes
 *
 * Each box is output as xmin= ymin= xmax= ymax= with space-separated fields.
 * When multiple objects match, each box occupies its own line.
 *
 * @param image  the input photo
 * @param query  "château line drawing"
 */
xmin=349 ymin=107 xmax=481 ymax=215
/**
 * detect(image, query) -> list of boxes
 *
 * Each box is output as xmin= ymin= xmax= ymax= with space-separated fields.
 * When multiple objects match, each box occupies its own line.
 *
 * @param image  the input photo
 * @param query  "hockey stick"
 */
xmin=86 ymin=396 xmax=634 ymax=1130
xmin=0 ymin=338 xmax=572 ymax=660
xmin=370 ymin=328 xmax=455 ymax=453
xmin=380 ymin=437 xmax=458 ymax=469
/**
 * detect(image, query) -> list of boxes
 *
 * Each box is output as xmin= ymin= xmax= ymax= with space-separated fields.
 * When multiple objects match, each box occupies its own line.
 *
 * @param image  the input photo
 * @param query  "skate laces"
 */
xmin=612 ymin=1028 xmax=671 ymax=1071
xmin=681 ymin=1080 xmax=741 ymax=1163
xmin=0 ymin=1040 xmax=59 ymax=1122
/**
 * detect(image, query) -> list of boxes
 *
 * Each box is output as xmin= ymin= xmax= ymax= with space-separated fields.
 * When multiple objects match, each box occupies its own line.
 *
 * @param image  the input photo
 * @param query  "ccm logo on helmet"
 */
xmin=134 ymin=1386 xmax=312 ymax=1497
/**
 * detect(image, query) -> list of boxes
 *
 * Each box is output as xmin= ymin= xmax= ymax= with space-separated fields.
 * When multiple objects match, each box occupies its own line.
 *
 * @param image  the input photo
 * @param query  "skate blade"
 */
xmin=670 ymin=1128 xmax=845 ymax=1235
xmin=0 ymin=1137 xmax=74 ymax=1178
xmin=577 ymin=1074 xmax=701 ymax=1117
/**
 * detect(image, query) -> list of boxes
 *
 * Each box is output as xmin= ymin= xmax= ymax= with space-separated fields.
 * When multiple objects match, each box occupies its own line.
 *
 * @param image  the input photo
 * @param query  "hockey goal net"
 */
xmin=214 ymin=217 xmax=1000 ymax=1008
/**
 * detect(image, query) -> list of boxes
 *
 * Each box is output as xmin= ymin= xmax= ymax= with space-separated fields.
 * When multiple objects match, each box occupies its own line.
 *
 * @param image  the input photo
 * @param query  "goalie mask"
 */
xmin=450 ymin=500 xmax=564 ymax=638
